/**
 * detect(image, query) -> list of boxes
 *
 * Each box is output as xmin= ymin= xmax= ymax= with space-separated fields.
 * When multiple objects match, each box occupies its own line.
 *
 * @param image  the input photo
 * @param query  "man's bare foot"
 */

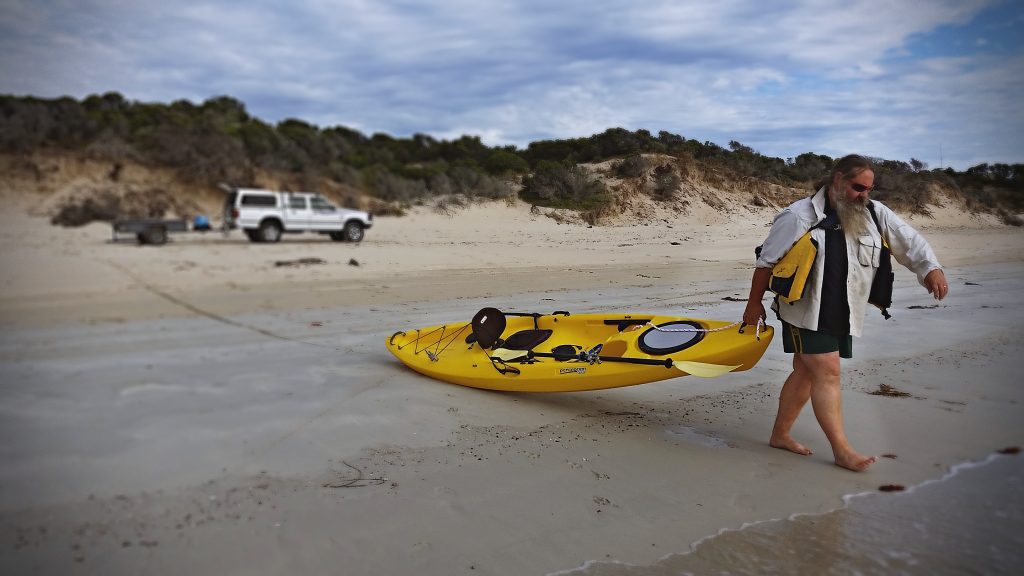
xmin=834 ymin=450 xmax=877 ymax=472
xmin=770 ymin=435 xmax=812 ymax=455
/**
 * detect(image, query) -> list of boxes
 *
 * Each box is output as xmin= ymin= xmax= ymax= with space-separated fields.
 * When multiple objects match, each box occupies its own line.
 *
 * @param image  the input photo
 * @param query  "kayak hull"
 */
xmin=385 ymin=311 xmax=773 ymax=392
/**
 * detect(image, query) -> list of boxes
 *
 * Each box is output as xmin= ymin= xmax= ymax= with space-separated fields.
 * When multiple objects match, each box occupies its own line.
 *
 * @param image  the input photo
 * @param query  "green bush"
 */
xmin=361 ymin=165 xmax=429 ymax=203
xmin=616 ymin=154 xmax=646 ymax=178
xmin=483 ymin=149 xmax=529 ymax=175
xmin=648 ymin=165 xmax=680 ymax=201
xmin=520 ymin=162 xmax=611 ymax=210
xmin=2 ymin=94 xmax=1022 ymax=220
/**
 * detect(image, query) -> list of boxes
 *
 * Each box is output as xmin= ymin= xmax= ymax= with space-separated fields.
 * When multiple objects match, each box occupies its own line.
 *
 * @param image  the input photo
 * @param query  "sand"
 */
xmin=1 ymin=198 xmax=1022 ymax=574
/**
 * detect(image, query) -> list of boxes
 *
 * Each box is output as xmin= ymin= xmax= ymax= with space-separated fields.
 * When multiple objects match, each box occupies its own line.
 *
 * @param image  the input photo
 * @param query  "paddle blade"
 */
xmin=490 ymin=348 xmax=526 ymax=362
xmin=672 ymin=361 xmax=740 ymax=378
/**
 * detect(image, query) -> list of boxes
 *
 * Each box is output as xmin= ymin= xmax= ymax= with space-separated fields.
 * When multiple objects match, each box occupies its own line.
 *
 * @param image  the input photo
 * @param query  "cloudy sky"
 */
xmin=1 ymin=0 xmax=1022 ymax=169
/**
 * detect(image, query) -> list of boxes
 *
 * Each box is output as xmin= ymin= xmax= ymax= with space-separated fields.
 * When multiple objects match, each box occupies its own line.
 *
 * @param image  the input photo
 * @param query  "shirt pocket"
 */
xmin=857 ymin=235 xmax=880 ymax=267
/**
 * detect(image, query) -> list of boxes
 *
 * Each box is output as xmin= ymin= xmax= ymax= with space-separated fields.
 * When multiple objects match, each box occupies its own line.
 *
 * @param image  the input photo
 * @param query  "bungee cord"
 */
xmin=646 ymin=317 xmax=766 ymax=341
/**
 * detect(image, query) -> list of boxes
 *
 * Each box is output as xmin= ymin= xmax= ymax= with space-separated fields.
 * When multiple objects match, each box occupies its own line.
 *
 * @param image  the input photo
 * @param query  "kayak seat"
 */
xmin=501 ymin=329 xmax=553 ymax=351
xmin=470 ymin=307 xmax=507 ymax=349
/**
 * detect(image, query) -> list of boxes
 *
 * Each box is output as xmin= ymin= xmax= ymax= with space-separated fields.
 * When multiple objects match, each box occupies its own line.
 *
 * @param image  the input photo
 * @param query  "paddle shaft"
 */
xmin=527 ymin=351 xmax=673 ymax=368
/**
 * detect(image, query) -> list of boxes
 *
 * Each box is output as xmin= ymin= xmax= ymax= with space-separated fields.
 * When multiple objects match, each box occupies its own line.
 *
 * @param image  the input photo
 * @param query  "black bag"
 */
xmin=867 ymin=202 xmax=893 ymax=319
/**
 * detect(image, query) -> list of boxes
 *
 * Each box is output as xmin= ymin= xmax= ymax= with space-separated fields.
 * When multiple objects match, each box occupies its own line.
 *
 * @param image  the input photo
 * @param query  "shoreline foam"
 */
xmin=551 ymin=450 xmax=1024 ymax=576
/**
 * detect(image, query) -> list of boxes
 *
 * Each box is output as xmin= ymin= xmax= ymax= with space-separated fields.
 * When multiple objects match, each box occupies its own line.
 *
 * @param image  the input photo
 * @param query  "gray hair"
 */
xmin=814 ymin=154 xmax=874 ymax=191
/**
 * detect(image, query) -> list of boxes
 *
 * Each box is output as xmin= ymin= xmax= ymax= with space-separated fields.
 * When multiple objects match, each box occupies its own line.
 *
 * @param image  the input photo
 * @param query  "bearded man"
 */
xmin=743 ymin=154 xmax=948 ymax=471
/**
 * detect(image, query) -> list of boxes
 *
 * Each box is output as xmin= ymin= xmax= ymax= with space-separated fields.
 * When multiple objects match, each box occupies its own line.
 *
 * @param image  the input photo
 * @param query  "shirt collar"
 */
xmin=812 ymin=186 xmax=829 ymax=221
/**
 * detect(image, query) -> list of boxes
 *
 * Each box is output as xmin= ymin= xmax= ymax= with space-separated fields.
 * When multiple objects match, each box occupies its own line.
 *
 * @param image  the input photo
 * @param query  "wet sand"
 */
xmin=1 ymin=201 xmax=1023 ymax=574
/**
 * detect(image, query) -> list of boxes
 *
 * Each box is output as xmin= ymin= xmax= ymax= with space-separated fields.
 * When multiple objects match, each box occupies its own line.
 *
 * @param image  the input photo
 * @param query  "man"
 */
xmin=743 ymin=154 xmax=948 ymax=471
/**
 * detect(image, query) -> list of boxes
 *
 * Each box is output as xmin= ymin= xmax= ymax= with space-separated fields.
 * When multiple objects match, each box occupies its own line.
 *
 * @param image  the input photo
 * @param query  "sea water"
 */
xmin=555 ymin=453 xmax=1023 ymax=575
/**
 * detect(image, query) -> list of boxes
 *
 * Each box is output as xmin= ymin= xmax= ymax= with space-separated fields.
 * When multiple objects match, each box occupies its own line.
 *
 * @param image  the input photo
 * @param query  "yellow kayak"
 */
xmin=385 ymin=308 xmax=773 ymax=392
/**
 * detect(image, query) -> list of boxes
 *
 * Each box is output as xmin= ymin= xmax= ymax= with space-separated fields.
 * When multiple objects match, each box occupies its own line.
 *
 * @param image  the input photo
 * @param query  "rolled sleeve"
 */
xmin=878 ymin=205 xmax=942 ymax=285
xmin=756 ymin=209 xmax=805 ymax=268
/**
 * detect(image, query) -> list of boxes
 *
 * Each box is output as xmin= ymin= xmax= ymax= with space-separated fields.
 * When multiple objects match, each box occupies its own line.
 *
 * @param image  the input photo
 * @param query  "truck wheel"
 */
xmin=259 ymin=220 xmax=282 ymax=243
xmin=343 ymin=221 xmax=364 ymax=242
xmin=142 ymin=226 xmax=167 ymax=245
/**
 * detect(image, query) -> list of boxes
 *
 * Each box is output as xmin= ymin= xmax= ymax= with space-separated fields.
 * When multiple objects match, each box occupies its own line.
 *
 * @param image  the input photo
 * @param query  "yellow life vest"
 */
xmin=769 ymin=231 xmax=818 ymax=304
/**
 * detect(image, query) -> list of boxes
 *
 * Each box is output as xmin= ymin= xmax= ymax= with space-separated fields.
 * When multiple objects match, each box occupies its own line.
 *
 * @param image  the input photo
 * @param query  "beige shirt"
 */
xmin=756 ymin=187 xmax=942 ymax=337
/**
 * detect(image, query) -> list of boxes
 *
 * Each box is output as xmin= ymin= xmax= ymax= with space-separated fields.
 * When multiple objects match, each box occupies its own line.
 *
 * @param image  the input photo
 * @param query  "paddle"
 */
xmin=525 ymin=349 xmax=740 ymax=378
xmin=671 ymin=360 xmax=740 ymax=378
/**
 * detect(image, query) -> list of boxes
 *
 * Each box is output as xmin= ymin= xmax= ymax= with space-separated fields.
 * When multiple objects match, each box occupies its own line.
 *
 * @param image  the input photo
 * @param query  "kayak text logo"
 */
xmin=560 ymin=367 xmax=587 ymax=375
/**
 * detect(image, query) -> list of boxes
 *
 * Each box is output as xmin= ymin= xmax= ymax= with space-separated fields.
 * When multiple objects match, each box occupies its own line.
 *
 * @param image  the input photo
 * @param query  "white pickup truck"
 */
xmin=223 ymin=188 xmax=373 ymax=243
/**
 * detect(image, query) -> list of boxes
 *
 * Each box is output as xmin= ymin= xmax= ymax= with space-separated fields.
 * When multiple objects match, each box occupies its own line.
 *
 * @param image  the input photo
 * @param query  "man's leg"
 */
xmin=770 ymin=354 xmax=813 ymax=455
xmin=799 ymin=351 xmax=877 ymax=471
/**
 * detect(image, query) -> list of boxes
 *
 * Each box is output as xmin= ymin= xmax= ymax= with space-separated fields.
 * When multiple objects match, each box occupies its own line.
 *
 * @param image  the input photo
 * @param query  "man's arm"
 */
xmin=743 ymin=267 xmax=773 ymax=326
xmin=877 ymin=204 xmax=943 ymax=285
xmin=875 ymin=203 xmax=948 ymax=301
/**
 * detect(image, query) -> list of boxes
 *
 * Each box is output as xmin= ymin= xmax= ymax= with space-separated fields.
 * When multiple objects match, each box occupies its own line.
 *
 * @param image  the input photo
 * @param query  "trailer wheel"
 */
xmin=245 ymin=229 xmax=261 ymax=243
xmin=142 ymin=226 xmax=167 ymax=245
xmin=259 ymin=220 xmax=282 ymax=243
xmin=329 ymin=232 xmax=345 ymax=241
xmin=343 ymin=221 xmax=364 ymax=242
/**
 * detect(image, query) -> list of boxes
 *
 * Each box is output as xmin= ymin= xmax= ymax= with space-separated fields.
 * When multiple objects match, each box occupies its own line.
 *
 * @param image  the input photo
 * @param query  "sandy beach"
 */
xmin=2 ymin=198 xmax=1023 ymax=574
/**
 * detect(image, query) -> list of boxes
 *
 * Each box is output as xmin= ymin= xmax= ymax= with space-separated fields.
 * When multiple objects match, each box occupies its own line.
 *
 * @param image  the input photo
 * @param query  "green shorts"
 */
xmin=781 ymin=321 xmax=853 ymax=359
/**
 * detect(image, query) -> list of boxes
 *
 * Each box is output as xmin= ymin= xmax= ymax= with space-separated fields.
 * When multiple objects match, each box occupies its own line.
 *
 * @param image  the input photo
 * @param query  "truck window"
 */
xmin=241 ymin=195 xmax=277 ymax=207
xmin=289 ymin=196 xmax=308 ymax=209
xmin=311 ymin=197 xmax=336 ymax=211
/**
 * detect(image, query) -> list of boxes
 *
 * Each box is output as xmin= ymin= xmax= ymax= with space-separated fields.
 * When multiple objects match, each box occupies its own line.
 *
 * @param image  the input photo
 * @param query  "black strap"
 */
xmin=813 ymin=211 xmax=839 ymax=232
xmin=866 ymin=201 xmax=894 ymax=320
xmin=867 ymin=201 xmax=886 ymax=240
xmin=488 ymin=356 xmax=521 ymax=375
xmin=757 ymin=211 xmax=829 ymax=259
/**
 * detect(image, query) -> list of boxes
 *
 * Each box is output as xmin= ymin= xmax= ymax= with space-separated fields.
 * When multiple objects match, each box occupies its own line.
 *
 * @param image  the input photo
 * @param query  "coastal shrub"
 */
xmin=483 ymin=149 xmax=529 ymax=176
xmin=519 ymin=161 xmax=611 ymax=210
xmin=997 ymin=208 xmax=1022 ymax=226
xmin=4 ymin=94 xmax=1024 ymax=223
xmin=367 ymin=198 xmax=405 ymax=217
xmin=871 ymin=171 xmax=938 ymax=215
xmin=51 ymin=190 xmax=122 ymax=226
xmin=616 ymin=154 xmax=646 ymax=178
xmin=428 ymin=172 xmax=453 ymax=196
xmin=361 ymin=166 xmax=429 ymax=203
xmin=447 ymin=166 xmax=513 ymax=200
xmin=648 ymin=165 xmax=680 ymax=201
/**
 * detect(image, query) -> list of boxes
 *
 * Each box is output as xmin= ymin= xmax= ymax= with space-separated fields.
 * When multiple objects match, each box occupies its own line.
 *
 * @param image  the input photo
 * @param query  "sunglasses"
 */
xmin=849 ymin=182 xmax=874 ymax=193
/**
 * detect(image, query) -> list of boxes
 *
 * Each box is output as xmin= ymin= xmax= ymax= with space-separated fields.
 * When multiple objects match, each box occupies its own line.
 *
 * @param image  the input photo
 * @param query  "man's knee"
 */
xmin=797 ymin=352 xmax=841 ymax=380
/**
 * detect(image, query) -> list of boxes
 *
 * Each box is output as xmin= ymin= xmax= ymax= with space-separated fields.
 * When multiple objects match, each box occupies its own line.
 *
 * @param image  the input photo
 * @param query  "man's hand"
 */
xmin=744 ymin=267 xmax=773 ymax=326
xmin=743 ymin=300 xmax=767 ymax=327
xmin=924 ymin=269 xmax=949 ymax=301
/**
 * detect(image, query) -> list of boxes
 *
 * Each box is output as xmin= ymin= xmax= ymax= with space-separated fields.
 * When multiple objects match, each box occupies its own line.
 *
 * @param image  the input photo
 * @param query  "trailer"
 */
xmin=111 ymin=218 xmax=189 ymax=245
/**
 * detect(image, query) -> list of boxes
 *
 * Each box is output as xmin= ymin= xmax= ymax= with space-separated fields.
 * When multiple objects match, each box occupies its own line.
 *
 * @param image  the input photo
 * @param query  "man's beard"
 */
xmin=830 ymin=186 xmax=870 ymax=237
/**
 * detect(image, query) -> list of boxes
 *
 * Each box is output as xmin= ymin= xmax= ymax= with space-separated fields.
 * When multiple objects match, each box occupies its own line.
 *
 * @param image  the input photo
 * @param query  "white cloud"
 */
xmin=0 ymin=0 xmax=1018 ymax=168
